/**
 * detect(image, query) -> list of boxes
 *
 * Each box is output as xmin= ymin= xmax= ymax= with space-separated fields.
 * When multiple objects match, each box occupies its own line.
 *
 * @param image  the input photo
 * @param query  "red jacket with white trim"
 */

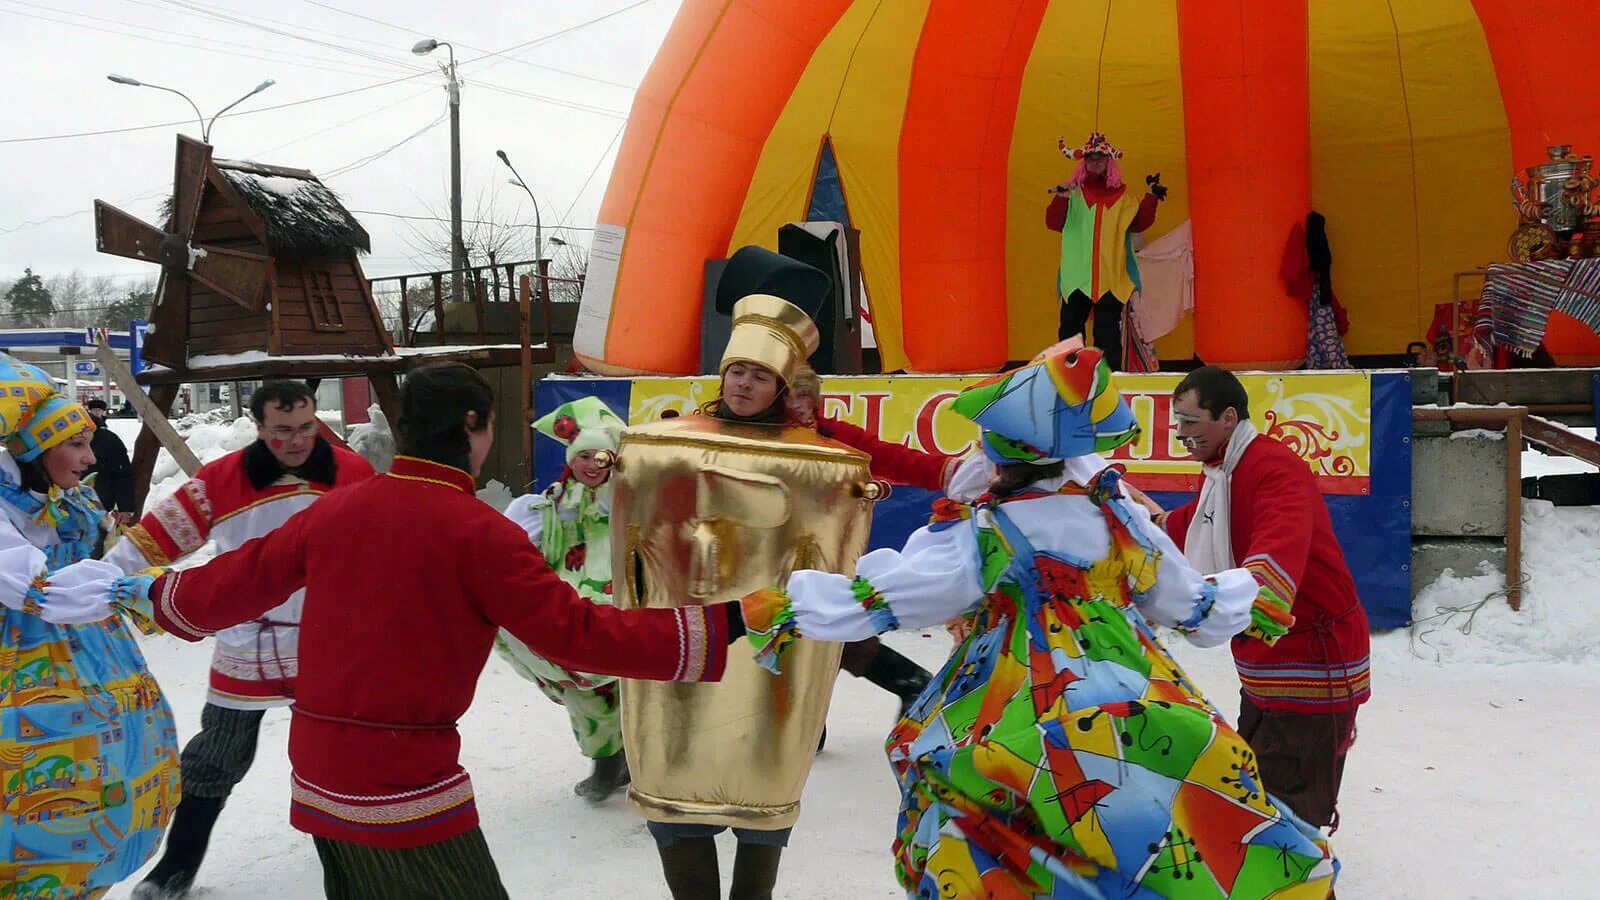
xmin=106 ymin=442 xmax=375 ymax=709
xmin=1164 ymin=436 xmax=1372 ymax=714
xmin=150 ymin=455 xmax=729 ymax=849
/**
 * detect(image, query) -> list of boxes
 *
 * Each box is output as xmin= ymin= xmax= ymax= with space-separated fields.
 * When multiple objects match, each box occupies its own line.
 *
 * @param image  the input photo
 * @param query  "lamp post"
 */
xmin=106 ymin=75 xmax=275 ymax=143
xmin=496 ymin=150 xmax=544 ymax=306
xmin=413 ymin=38 xmax=466 ymax=302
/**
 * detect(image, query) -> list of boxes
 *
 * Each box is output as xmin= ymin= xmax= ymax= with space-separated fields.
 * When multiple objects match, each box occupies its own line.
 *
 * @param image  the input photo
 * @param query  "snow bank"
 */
xmin=1407 ymin=499 xmax=1600 ymax=665
xmin=1523 ymin=424 xmax=1598 ymax=477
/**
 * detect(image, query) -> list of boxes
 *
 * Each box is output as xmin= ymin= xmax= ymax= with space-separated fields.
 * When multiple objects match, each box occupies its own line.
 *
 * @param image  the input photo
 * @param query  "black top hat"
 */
xmin=714 ymin=245 xmax=829 ymax=317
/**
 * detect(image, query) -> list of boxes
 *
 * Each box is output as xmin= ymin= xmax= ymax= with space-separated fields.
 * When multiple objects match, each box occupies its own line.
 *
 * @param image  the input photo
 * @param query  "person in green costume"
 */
xmin=495 ymin=395 xmax=631 ymax=801
xmin=1046 ymin=131 xmax=1167 ymax=371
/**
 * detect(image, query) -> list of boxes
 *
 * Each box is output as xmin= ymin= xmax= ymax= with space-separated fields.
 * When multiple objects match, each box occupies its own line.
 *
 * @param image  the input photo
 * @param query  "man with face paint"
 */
xmin=109 ymin=381 xmax=376 ymax=900
xmin=1155 ymin=365 xmax=1372 ymax=838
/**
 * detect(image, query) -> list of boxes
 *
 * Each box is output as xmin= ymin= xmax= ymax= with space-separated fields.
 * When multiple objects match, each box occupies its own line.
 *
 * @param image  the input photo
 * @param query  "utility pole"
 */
xmin=414 ymin=39 xmax=466 ymax=301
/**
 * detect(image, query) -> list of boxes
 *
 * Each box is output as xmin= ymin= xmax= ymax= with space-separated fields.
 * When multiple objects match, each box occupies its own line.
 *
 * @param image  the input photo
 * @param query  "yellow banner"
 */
xmin=629 ymin=371 xmax=1371 ymax=494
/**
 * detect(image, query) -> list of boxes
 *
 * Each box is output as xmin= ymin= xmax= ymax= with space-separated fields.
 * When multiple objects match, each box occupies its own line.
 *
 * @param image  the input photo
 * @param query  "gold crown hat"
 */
xmin=715 ymin=245 xmax=830 ymax=384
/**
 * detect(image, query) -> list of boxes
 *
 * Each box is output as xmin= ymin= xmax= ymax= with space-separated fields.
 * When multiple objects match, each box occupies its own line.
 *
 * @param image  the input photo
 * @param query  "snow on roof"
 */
xmin=215 ymin=160 xmax=371 ymax=257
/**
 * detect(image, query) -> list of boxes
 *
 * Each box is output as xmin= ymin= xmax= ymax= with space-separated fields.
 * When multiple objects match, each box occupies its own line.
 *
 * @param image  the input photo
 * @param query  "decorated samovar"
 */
xmin=609 ymin=248 xmax=878 ymax=830
xmin=1510 ymin=144 xmax=1600 ymax=259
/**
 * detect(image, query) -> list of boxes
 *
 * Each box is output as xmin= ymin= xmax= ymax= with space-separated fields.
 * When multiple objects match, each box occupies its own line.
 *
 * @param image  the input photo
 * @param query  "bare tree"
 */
xmin=398 ymin=180 xmax=538 ymax=276
xmin=546 ymin=240 xmax=587 ymax=305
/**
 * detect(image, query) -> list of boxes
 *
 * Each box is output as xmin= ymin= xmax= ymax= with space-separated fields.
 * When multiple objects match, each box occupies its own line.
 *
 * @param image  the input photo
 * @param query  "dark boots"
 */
xmin=658 ymin=836 xmax=719 ymax=900
xmin=729 ymin=842 xmax=783 ymax=900
xmin=132 ymin=794 xmax=226 ymax=899
xmin=863 ymin=644 xmax=932 ymax=719
xmin=574 ymin=750 xmax=630 ymax=803
xmin=656 ymin=837 xmax=782 ymax=900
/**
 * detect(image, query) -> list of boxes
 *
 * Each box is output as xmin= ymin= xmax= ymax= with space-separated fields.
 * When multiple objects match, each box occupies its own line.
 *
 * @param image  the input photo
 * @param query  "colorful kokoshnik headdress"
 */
xmin=951 ymin=340 xmax=1139 ymax=464
xmin=0 ymin=353 xmax=95 ymax=462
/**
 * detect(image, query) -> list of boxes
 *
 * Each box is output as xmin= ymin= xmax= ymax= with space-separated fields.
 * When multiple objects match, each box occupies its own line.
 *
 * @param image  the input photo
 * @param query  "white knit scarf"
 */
xmin=1184 ymin=420 xmax=1258 ymax=574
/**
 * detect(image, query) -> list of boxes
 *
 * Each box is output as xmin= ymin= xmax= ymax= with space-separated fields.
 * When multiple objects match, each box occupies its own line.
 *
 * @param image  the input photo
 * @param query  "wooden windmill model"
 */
xmin=93 ymin=135 xmax=541 ymax=508
xmin=94 ymin=134 xmax=391 ymax=370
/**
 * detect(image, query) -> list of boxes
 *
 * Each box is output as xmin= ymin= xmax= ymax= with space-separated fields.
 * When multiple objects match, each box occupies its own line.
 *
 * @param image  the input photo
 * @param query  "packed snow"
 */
xmin=95 ymin=417 xmax=1600 ymax=899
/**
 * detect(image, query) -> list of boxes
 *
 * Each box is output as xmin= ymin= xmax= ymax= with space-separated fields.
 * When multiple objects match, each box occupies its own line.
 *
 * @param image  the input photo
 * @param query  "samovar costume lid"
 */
xmin=714 ymin=245 xmax=828 ymax=385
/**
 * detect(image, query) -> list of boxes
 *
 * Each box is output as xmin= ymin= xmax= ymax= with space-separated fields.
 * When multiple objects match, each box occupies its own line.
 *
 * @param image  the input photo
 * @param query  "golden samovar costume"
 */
xmin=611 ymin=249 xmax=877 ymax=842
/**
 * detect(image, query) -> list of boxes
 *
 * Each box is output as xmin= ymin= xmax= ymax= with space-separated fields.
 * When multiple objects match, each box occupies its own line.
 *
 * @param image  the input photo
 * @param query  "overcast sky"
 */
xmin=0 ymin=0 xmax=680 ymax=289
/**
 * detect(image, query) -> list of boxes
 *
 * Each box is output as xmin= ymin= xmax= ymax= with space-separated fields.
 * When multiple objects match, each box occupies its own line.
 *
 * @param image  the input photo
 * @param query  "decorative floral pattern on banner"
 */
xmin=629 ymin=373 xmax=1371 ymax=495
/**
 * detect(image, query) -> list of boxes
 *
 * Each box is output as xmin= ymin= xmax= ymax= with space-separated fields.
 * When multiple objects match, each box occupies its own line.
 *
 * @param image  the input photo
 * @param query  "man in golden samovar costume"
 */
xmin=609 ymin=246 xmax=879 ymax=899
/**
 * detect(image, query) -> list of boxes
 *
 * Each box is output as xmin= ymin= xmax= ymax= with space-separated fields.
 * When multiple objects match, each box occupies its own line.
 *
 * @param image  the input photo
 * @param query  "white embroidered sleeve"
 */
xmin=1121 ymin=498 xmax=1257 ymax=647
xmin=781 ymin=519 xmax=985 ymax=642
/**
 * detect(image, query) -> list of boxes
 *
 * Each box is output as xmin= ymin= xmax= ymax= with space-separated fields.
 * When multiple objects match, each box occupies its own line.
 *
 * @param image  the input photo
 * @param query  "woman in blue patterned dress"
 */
xmin=0 ymin=356 xmax=179 ymax=898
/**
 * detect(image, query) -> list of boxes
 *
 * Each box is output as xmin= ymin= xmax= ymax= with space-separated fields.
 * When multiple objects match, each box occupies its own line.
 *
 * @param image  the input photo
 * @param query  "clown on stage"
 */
xmin=1047 ymin=132 xmax=1167 ymax=372
xmin=737 ymin=341 xmax=1338 ymax=899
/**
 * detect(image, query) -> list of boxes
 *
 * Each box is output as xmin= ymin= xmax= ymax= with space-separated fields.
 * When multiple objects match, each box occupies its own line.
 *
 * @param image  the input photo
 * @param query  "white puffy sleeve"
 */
xmin=740 ymin=516 xmax=985 ymax=673
xmin=0 ymin=516 xmax=161 ymax=630
xmin=1115 ymin=497 xmax=1259 ymax=647
xmin=502 ymin=492 xmax=550 ymax=544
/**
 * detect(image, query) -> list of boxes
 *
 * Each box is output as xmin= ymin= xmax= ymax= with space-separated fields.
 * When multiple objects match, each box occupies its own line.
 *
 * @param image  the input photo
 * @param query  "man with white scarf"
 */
xmin=1143 ymin=366 xmax=1372 ymax=836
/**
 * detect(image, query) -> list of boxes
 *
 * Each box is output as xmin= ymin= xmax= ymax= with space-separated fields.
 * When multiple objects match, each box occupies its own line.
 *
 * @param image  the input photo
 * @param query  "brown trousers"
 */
xmin=1236 ymin=694 xmax=1357 ymax=831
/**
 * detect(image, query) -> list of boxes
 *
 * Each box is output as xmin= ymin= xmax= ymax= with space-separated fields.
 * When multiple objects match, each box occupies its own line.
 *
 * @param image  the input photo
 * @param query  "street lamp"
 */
xmin=413 ymin=38 xmax=465 ymax=301
xmin=497 ymin=151 xmax=545 ymax=267
xmin=106 ymin=74 xmax=274 ymax=143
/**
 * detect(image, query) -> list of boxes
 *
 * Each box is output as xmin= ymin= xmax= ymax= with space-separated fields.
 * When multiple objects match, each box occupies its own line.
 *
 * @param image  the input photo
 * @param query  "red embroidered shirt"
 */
xmin=106 ymin=445 xmax=375 ymax=709
xmin=151 ymin=456 xmax=729 ymax=849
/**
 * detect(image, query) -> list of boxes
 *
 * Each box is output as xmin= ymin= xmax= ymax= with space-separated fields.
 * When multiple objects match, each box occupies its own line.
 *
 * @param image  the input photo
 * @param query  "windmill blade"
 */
xmin=171 ymin=135 xmax=214 ymax=239
xmin=141 ymin=272 xmax=189 ymax=369
xmin=94 ymin=201 xmax=169 ymax=263
xmin=190 ymin=245 xmax=273 ymax=312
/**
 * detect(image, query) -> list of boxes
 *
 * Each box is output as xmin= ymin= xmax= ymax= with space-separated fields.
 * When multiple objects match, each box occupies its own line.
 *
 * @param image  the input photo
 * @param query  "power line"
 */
xmin=471 ymin=82 xmax=627 ymax=119
xmin=349 ymin=209 xmax=596 ymax=231
xmin=299 ymin=0 xmax=641 ymax=90
xmin=122 ymin=0 xmax=439 ymax=62
xmin=0 ymin=3 xmax=408 ymax=81
xmin=0 ymin=70 xmax=432 ymax=144
xmin=558 ymin=124 xmax=625 ymax=228
xmin=2 ymin=1 xmax=656 ymax=145
xmin=149 ymin=0 xmax=430 ymax=77
xmin=322 ymin=112 xmax=446 ymax=178
xmin=461 ymin=0 xmax=662 ymax=74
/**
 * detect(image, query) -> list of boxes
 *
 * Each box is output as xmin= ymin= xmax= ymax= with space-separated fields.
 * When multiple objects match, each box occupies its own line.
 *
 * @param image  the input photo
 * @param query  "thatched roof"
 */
xmin=212 ymin=159 xmax=371 ymax=257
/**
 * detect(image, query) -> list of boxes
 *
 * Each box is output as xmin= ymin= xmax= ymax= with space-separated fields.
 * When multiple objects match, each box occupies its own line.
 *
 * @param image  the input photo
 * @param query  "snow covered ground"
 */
xmin=98 ymin=418 xmax=1600 ymax=899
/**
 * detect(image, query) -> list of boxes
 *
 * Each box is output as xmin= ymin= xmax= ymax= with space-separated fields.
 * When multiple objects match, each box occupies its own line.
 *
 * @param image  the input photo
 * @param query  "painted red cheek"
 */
xmin=268 ymin=438 xmax=286 ymax=450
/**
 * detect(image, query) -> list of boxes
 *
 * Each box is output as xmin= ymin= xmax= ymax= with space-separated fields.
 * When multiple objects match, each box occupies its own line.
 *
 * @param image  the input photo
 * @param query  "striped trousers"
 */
xmin=181 ymin=702 xmax=267 ymax=798
xmin=313 ymin=828 xmax=510 ymax=899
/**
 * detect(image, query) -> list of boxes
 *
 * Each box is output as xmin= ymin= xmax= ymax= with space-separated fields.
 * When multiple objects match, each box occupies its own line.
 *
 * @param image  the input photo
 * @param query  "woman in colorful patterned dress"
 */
xmin=0 ymin=355 xmax=179 ymax=898
xmin=495 ymin=395 xmax=632 ymax=801
xmin=739 ymin=343 xmax=1338 ymax=899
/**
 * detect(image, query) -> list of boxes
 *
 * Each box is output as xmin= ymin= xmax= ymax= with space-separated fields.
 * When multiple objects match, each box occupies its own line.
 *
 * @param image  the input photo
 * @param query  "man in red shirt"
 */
xmin=1154 ymin=366 xmax=1371 ymax=833
xmin=142 ymin=363 xmax=744 ymax=898
xmin=119 ymin=382 xmax=375 ymax=900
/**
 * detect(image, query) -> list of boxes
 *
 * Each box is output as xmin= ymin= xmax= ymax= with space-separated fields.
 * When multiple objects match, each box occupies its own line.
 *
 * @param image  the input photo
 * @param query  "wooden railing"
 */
xmin=1414 ymin=405 xmax=1600 ymax=610
xmin=367 ymin=258 xmax=580 ymax=348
